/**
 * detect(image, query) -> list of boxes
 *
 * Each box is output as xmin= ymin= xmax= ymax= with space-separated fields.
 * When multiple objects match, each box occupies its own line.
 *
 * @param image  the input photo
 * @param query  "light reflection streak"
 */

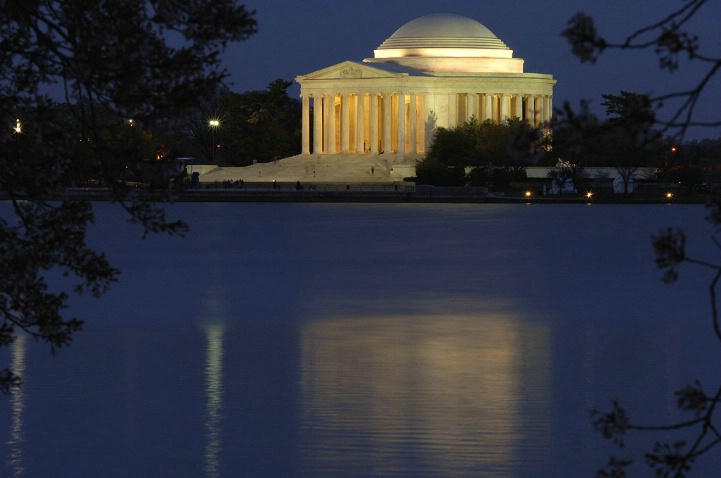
xmin=299 ymin=313 xmax=550 ymax=477
xmin=200 ymin=214 xmax=229 ymax=478
xmin=6 ymin=335 xmax=27 ymax=478
xmin=204 ymin=323 xmax=225 ymax=478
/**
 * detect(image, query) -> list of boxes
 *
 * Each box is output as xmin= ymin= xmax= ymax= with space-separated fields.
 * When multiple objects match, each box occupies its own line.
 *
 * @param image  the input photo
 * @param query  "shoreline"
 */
xmin=4 ymin=188 xmax=704 ymax=204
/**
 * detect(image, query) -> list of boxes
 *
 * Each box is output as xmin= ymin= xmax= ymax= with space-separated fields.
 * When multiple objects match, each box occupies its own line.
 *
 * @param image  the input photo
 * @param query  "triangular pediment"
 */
xmin=296 ymin=61 xmax=405 ymax=81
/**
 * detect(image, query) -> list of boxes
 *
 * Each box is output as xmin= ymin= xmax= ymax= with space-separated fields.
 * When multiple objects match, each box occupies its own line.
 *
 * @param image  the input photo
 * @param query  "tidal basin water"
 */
xmin=1 ymin=202 xmax=720 ymax=477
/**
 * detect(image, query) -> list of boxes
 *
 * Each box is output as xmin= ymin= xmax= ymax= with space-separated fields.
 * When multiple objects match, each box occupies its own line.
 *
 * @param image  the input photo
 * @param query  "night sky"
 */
xmin=221 ymin=0 xmax=720 ymax=140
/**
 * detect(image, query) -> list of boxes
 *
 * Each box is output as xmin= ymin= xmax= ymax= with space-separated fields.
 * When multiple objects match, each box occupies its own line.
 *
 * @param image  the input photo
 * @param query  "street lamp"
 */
xmin=13 ymin=118 xmax=22 ymax=134
xmin=209 ymin=119 xmax=220 ymax=163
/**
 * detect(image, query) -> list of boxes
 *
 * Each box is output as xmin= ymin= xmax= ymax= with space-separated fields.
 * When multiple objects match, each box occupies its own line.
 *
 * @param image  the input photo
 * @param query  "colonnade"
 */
xmin=300 ymin=91 xmax=552 ymax=155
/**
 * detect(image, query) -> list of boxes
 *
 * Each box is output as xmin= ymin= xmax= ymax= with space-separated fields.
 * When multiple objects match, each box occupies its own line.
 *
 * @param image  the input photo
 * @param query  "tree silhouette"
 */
xmin=418 ymin=117 xmax=544 ymax=188
xmin=0 ymin=1 xmax=257 ymax=393
xmin=561 ymin=0 xmax=720 ymax=141
xmin=562 ymin=2 xmax=721 ymax=475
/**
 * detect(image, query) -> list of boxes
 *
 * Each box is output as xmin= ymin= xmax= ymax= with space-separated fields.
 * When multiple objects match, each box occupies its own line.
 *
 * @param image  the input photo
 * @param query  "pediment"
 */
xmin=296 ymin=61 xmax=404 ymax=81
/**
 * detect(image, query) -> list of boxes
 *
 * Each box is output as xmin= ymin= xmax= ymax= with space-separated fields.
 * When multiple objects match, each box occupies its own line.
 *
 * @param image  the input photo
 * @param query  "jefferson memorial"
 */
xmin=296 ymin=13 xmax=556 ymax=160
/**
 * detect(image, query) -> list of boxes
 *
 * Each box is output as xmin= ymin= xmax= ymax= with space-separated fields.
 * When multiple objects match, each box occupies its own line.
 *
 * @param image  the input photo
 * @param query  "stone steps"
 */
xmin=197 ymin=154 xmax=421 ymax=183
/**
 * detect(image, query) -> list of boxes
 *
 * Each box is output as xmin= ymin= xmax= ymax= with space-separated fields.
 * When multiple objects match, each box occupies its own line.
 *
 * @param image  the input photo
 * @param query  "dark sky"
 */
xmin=221 ymin=0 xmax=720 ymax=140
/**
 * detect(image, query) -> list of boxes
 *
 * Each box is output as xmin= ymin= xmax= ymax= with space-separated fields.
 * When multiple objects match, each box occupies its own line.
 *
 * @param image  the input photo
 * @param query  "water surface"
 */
xmin=1 ymin=202 xmax=719 ymax=477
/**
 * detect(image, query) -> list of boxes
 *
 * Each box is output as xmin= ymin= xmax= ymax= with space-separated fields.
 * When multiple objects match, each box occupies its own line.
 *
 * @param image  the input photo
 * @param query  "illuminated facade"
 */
xmin=296 ymin=13 xmax=556 ymax=158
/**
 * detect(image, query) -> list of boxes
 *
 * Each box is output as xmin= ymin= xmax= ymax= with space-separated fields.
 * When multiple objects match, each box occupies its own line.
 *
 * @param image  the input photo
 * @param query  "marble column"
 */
xmin=500 ymin=93 xmax=508 ymax=124
xmin=327 ymin=94 xmax=336 ymax=154
xmin=313 ymin=95 xmax=323 ymax=154
xmin=356 ymin=93 xmax=364 ymax=154
xmin=417 ymin=93 xmax=426 ymax=153
xmin=467 ymin=93 xmax=477 ymax=121
xmin=408 ymin=93 xmax=417 ymax=154
xmin=536 ymin=96 xmax=544 ymax=127
xmin=548 ymin=96 xmax=553 ymax=124
xmin=448 ymin=93 xmax=457 ymax=128
xmin=484 ymin=94 xmax=493 ymax=123
xmin=370 ymin=93 xmax=378 ymax=154
xmin=525 ymin=96 xmax=534 ymax=126
xmin=543 ymin=96 xmax=552 ymax=124
xmin=397 ymin=93 xmax=406 ymax=154
xmin=512 ymin=95 xmax=522 ymax=120
xmin=341 ymin=93 xmax=350 ymax=154
xmin=383 ymin=93 xmax=392 ymax=154
xmin=302 ymin=95 xmax=310 ymax=154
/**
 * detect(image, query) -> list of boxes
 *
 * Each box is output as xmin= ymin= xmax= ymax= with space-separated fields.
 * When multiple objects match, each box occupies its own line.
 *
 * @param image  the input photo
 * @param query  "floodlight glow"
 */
xmin=209 ymin=119 xmax=220 ymax=162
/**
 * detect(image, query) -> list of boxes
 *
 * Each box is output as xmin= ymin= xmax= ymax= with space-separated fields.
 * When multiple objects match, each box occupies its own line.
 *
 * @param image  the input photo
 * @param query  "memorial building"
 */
xmin=296 ymin=13 xmax=556 ymax=159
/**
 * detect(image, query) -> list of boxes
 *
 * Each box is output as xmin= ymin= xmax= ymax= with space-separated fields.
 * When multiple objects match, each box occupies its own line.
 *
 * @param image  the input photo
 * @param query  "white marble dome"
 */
xmin=376 ymin=13 xmax=510 ymax=55
xmin=368 ymin=13 xmax=521 ymax=72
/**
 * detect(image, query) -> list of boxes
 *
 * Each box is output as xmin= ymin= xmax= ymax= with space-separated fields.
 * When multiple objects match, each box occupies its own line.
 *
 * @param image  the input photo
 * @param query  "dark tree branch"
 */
xmin=563 ymin=0 xmax=720 ymax=141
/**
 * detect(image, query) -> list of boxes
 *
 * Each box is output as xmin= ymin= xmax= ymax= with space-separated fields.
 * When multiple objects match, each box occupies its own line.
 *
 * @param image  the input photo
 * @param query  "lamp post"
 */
xmin=209 ymin=119 xmax=220 ymax=163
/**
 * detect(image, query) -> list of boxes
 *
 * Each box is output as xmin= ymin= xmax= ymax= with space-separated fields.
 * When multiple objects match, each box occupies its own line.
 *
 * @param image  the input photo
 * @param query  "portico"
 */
xmin=296 ymin=14 xmax=556 ymax=158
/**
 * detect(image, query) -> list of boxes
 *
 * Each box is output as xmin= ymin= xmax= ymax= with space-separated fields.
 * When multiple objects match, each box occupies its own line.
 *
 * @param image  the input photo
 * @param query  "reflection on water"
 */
xmin=6 ymin=335 xmax=26 ymax=478
xmin=205 ymin=323 xmax=225 ymax=478
xmin=300 ymin=312 xmax=550 ymax=477
xmin=201 ymin=286 xmax=229 ymax=478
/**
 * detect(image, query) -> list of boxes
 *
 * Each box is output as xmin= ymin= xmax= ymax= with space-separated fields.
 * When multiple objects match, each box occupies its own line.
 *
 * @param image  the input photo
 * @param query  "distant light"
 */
xmin=666 ymin=192 xmax=673 ymax=199
xmin=13 ymin=118 xmax=21 ymax=134
xmin=525 ymin=191 xmax=532 ymax=198
xmin=586 ymin=192 xmax=593 ymax=199
xmin=209 ymin=119 xmax=220 ymax=127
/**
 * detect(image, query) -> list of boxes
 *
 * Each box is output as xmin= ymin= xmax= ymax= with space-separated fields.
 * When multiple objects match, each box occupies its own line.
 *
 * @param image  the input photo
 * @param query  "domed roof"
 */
xmin=376 ymin=13 xmax=509 ymax=52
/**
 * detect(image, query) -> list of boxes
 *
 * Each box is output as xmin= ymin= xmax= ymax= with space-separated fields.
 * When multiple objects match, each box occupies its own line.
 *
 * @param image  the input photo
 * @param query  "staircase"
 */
xmin=197 ymin=154 xmax=421 ymax=184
